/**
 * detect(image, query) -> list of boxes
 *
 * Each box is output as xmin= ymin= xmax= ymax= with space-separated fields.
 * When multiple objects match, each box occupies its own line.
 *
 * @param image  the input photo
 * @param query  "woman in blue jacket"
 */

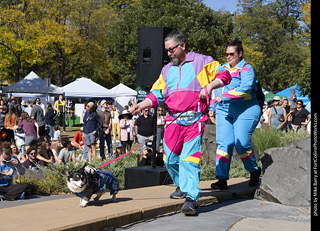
xmin=210 ymin=39 xmax=261 ymax=189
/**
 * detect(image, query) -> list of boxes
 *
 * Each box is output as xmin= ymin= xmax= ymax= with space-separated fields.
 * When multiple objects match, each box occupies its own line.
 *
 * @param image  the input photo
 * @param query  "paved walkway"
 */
xmin=0 ymin=177 xmax=310 ymax=231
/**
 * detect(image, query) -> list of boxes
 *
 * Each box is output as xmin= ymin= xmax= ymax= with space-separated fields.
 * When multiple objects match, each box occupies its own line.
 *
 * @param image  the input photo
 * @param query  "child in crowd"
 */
xmin=53 ymin=125 xmax=61 ymax=142
xmin=15 ymin=127 xmax=26 ymax=156
xmin=113 ymin=143 xmax=123 ymax=158
xmin=56 ymin=137 xmax=75 ymax=165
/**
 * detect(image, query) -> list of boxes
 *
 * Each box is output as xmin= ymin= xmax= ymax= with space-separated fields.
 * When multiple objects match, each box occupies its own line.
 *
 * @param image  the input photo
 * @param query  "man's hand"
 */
xmin=11 ymin=158 xmax=18 ymax=166
xmin=199 ymin=87 xmax=209 ymax=100
xmin=130 ymin=104 xmax=141 ymax=115
xmin=130 ymin=99 xmax=151 ymax=115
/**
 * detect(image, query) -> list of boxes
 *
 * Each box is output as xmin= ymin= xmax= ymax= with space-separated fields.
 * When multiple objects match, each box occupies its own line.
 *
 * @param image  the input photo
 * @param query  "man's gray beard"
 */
xmin=170 ymin=57 xmax=179 ymax=66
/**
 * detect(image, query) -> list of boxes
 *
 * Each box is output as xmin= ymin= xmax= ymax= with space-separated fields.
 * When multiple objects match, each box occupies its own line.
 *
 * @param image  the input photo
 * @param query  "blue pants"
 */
xmin=215 ymin=101 xmax=260 ymax=180
xmin=99 ymin=132 xmax=113 ymax=160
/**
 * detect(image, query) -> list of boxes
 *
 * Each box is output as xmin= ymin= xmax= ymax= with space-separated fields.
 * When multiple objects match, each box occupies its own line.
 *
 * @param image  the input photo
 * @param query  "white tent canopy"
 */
xmin=62 ymin=77 xmax=113 ymax=98
xmin=2 ymin=71 xmax=62 ymax=94
xmin=109 ymin=83 xmax=137 ymax=97
xmin=109 ymin=83 xmax=137 ymax=112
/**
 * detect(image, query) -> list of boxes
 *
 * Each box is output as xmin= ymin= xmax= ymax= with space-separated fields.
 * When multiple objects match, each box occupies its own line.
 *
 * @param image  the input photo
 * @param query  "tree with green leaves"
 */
xmin=104 ymin=0 xmax=234 ymax=87
xmin=236 ymin=0 xmax=310 ymax=97
xmin=0 ymin=0 xmax=125 ymax=86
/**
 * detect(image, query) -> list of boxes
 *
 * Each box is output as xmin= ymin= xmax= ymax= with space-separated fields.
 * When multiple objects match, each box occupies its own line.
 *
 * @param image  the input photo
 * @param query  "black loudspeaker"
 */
xmin=125 ymin=166 xmax=172 ymax=189
xmin=136 ymin=27 xmax=173 ymax=86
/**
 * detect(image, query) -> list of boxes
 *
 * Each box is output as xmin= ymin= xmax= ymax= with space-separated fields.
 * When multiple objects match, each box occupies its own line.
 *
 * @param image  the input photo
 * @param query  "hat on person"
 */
xmin=119 ymin=109 xmax=133 ymax=120
xmin=10 ymin=96 xmax=16 ymax=100
xmin=87 ymin=102 xmax=95 ymax=109
xmin=272 ymin=96 xmax=281 ymax=101
xmin=21 ymin=100 xmax=27 ymax=106
xmin=100 ymin=100 xmax=107 ymax=106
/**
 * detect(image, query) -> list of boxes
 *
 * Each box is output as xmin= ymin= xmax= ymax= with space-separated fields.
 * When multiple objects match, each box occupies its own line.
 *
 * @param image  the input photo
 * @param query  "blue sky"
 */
xmin=202 ymin=0 xmax=240 ymax=13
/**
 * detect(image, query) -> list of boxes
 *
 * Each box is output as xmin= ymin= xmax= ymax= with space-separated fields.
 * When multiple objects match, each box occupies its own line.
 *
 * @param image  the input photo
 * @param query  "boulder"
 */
xmin=255 ymin=137 xmax=311 ymax=206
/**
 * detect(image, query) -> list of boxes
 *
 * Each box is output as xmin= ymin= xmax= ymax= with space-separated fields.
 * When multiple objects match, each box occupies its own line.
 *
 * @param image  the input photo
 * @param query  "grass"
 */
xmin=15 ymin=127 xmax=310 ymax=195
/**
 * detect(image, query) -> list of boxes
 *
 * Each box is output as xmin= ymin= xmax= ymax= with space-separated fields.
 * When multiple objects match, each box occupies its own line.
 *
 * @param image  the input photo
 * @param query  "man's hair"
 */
xmin=165 ymin=31 xmax=188 ymax=50
xmin=227 ymin=38 xmax=243 ymax=56
xmin=297 ymin=100 xmax=304 ymax=105
xmin=1 ymin=141 xmax=12 ymax=155
xmin=61 ymin=137 xmax=71 ymax=148
xmin=27 ymin=146 xmax=37 ymax=156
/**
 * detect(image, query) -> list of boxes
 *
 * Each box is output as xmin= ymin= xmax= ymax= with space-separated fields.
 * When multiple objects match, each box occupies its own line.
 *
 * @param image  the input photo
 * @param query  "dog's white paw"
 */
xmin=79 ymin=199 xmax=88 ymax=208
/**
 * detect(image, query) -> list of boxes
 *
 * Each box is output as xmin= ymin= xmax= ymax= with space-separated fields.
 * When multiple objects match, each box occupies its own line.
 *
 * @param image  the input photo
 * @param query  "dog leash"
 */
xmin=99 ymin=87 xmax=209 ymax=169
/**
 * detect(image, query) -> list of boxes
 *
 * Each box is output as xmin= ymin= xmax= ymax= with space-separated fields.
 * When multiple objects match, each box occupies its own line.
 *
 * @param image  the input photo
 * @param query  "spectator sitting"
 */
xmin=113 ymin=143 xmax=124 ymax=158
xmin=11 ymin=143 xmax=26 ymax=163
xmin=13 ymin=112 xmax=39 ymax=153
xmin=137 ymin=146 xmax=164 ymax=167
xmin=0 ymin=141 xmax=29 ymax=201
xmin=22 ymin=147 xmax=45 ymax=171
xmin=53 ymin=125 xmax=61 ymax=142
xmin=37 ymin=141 xmax=56 ymax=166
xmin=51 ymin=140 xmax=61 ymax=161
xmin=56 ymin=137 xmax=75 ymax=165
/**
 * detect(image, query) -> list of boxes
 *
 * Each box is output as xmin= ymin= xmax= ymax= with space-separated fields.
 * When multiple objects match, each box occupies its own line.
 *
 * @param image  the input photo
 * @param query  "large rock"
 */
xmin=255 ymin=137 xmax=311 ymax=206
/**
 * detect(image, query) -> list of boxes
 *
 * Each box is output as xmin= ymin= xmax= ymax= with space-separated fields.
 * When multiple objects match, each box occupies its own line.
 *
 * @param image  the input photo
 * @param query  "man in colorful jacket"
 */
xmin=130 ymin=31 xmax=231 ymax=215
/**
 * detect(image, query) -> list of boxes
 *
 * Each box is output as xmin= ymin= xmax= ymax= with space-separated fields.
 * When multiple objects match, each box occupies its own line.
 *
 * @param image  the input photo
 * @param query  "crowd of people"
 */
xmin=0 ymin=94 xmax=166 ymax=200
xmin=0 ymin=31 xmax=311 ymax=214
xmin=258 ymin=94 xmax=311 ymax=132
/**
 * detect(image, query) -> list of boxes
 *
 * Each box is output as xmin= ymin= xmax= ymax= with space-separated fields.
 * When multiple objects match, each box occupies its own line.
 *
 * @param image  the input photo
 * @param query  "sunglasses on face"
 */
xmin=225 ymin=52 xmax=237 ymax=57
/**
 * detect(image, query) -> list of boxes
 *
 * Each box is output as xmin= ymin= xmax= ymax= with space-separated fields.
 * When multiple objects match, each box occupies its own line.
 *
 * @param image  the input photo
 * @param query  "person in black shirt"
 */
xmin=135 ymin=108 xmax=155 ymax=152
xmin=289 ymin=100 xmax=311 ymax=132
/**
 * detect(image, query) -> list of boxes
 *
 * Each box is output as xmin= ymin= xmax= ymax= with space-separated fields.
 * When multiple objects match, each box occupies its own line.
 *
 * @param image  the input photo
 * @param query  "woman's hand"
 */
xmin=215 ymin=96 xmax=222 ymax=103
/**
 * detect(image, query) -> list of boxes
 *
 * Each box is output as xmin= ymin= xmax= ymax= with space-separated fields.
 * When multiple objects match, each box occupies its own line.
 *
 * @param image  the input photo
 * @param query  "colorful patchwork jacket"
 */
xmin=145 ymin=51 xmax=231 ymax=123
xmin=210 ymin=59 xmax=259 ymax=111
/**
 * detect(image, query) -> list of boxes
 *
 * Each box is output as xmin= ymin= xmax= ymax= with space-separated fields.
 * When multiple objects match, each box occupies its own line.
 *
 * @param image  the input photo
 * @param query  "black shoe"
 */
xmin=249 ymin=167 xmax=261 ymax=187
xmin=181 ymin=196 xmax=196 ymax=215
xmin=211 ymin=179 xmax=228 ymax=190
xmin=170 ymin=187 xmax=185 ymax=199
